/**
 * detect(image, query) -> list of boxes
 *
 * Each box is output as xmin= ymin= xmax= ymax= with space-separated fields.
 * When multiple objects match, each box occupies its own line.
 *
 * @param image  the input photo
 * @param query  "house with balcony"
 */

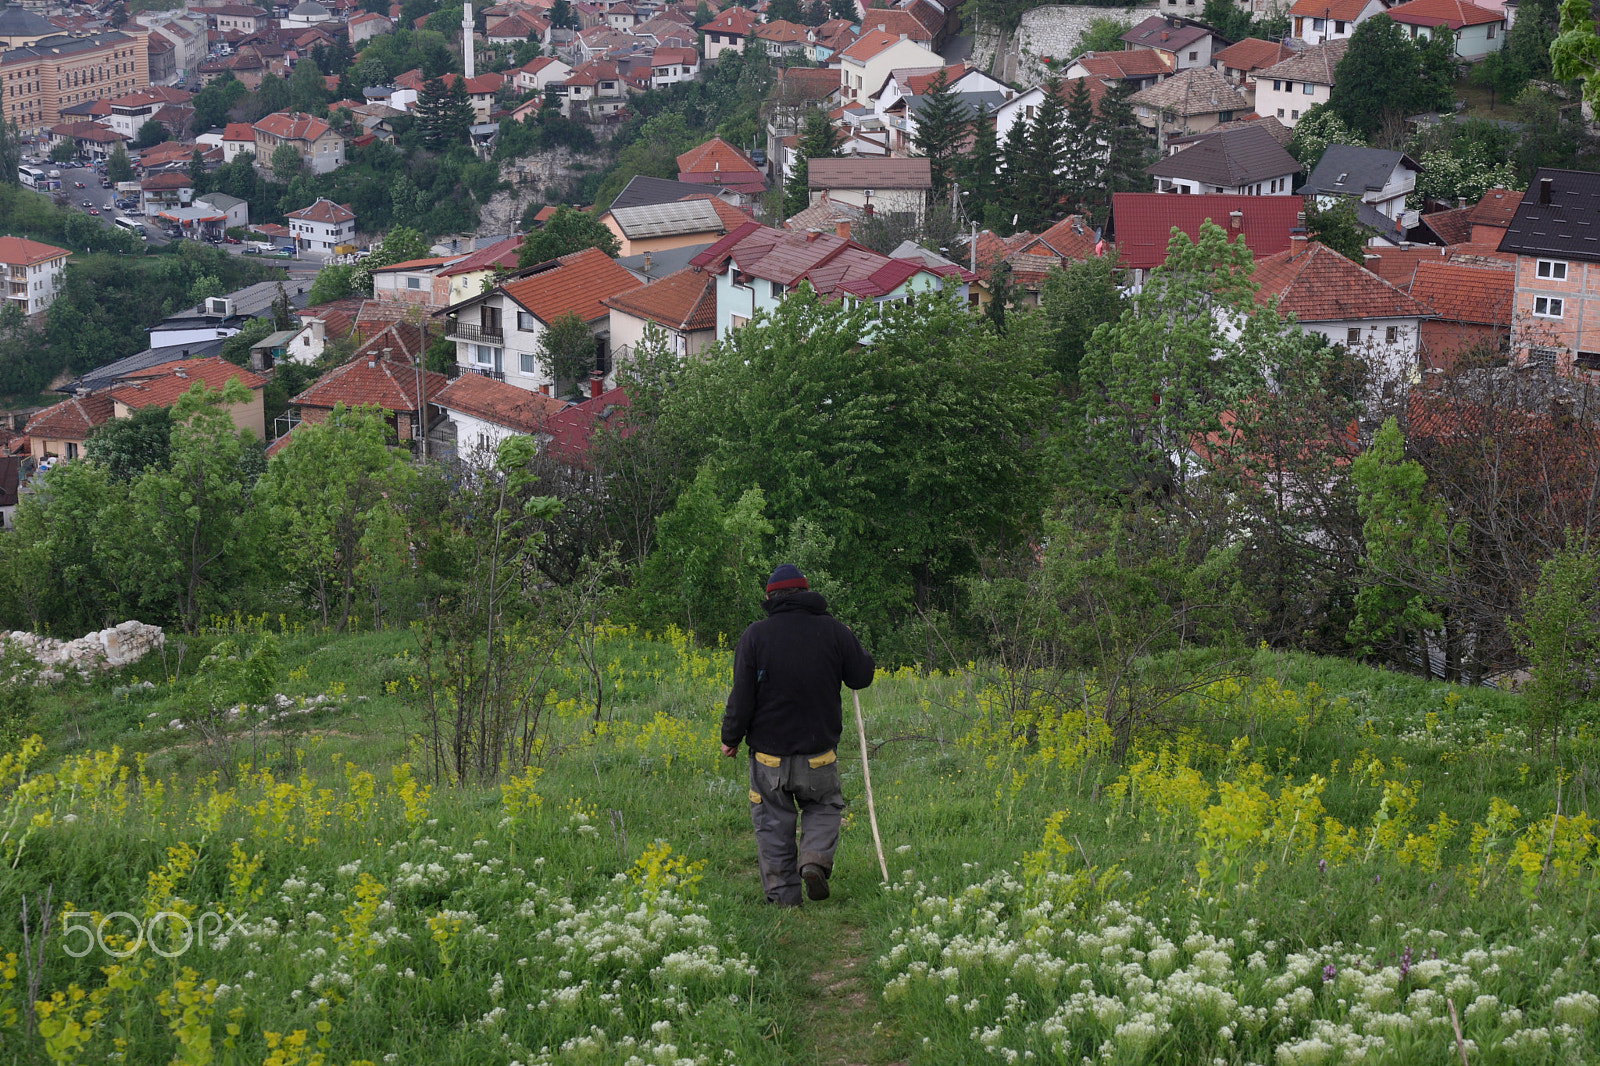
xmin=1498 ymin=169 xmax=1600 ymax=378
xmin=105 ymin=86 xmax=194 ymax=140
xmin=687 ymin=221 xmax=974 ymax=340
xmin=601 ymin=266 xmax=719 ymax=359
xmin=649 ymin=47 xmax=699 ymax=87
xmin=1253 ymin=37 xmax=1348 ymax=126
xmin=1298 ymin=144 xmax=1422 ymax=225
xmin=1066 ymin=48 xmax=1176 ymax=90
xmin=437 ymin=235 xmax=526 ymax=307
xmin=433 ymin=372 xmax=568 ymax=460
xmin=253 ymin=111 xmax=345 ymax=175
xmin=1288 ymin=0 xmax=1388 ymax=45
xmin=283 ymin=324 xmax=447 ymax=454
xmin=0 ymin=236 xmax=69 ymax=318
xmin=701 ymin=5 xmax=757 ymax=61
xmin=837 ymin=29 xmax=942 ymax=105
xmin=435 ymin=246 xmax=641 ymax=396
xmin=140 ymin=172 xmax=193 ymax=215
xmin=562 ymin=60 xmax=628 ymax=120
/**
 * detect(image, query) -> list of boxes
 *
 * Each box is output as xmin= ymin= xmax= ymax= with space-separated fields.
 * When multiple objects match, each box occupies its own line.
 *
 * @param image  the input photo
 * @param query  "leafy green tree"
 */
xmin=827 ymin=0 xmax=854 ymax=19
xmin=767 ymin=0 xmax=804 ymax=20
xmin=1039 ymin=253 xmax=1124 ymax=392
xmin=784 ymin=108 xmax=840 ymax=218
xmin=1074 ymin=16 xmax=1127 ymax=54
xmin=650 ymin=286 xmax=1051 ymax=655
xmin=0 ymin=117 xmax=22 ymax=187
xmin=1287 ymin=105 xmax=1364 ymax=169
xmin=1413 ymin=27 xmax=1458 ymax=114
xmin=0 ymin=460 xmax=125 ymax=631
xmin=537 ymin=310 xmax=597 ymax=389
xmin=126 ymin=379 xmax=267 ymax=631
xmin=1076 ymin=221 xmax=1259 ymax=499
xmin=1347 ymin=416 xmax=1458 ymax=667
xmin=1304 ymin=196 xmax=1368 ymax=263
xmin=84 ymin=405 xmax=173 ymax=482
xmin=912 ymin=70 xmax=971 ymax=201
xmin=1328 ymin=15 xmax=1435 ymax=137
xmin=219 ymin=316 xmax=278 ymax=367
xmin=548 ymin=0 xmax=577 ymax=29
xmin=133 ymin=118 xmax=170 ymax=150
xmin=257 ymin=404 xmax=416 ymax=628
xmin=1504 ymin=0 xmax=1556 ymax=86
xmin=189 ymin=149 xmax=210 ymax=197
xmin=271 ymin=142 xmax=305 ymax=183
xmin=193 ymin=73 xmax=248 ymax=131
xmin=289 ymin=56 xmax=330 ymax=114
xmin=1511 ymin=541 xmax=1600 ymax=755
xmin=107 ymin=143 xmax=135 ymax=184
xmin=1412 ymin=141 xmax=1520 ymax=205
xmin=516 ymin=206 xmax=620 ymax=267
xmin=49 ymin=141 xmax=76 ymax=164
xmin=363 ymin=225 xmax=432 ymax=271
xmin=187 ymin=274 xmax=226 ymax=307
xmin=308 ymin=263 xmax=360 ymax=304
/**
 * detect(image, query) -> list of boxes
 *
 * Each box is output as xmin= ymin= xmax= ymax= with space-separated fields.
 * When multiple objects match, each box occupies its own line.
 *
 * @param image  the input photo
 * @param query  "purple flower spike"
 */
xmin=1323 ymin=964 xmax=1337 ymax=983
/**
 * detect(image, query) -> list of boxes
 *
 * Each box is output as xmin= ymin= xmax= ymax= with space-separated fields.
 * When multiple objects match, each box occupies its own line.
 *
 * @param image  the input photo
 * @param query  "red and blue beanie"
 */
xmin=765 ymin=564 xmax=809 ymax=594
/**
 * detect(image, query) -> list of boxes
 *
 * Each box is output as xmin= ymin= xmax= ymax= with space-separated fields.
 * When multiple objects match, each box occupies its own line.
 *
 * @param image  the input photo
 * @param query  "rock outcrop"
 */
xmin=5 ymin=621 xmax=165 ymax=682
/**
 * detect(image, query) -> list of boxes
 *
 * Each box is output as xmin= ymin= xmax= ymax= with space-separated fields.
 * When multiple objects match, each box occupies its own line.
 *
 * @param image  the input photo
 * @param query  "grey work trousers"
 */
xmin=747 ymin=748 xmax=845 ymax=906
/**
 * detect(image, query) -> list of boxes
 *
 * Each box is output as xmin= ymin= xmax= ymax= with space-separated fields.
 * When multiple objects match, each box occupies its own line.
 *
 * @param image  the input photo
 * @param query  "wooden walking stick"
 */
xmin=852 ymin=688 xmax=889 ymax=884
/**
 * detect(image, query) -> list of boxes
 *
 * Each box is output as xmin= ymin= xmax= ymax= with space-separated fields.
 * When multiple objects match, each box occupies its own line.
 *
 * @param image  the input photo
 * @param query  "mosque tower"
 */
xmin=463 ymin=0 xmax=475 ymax=79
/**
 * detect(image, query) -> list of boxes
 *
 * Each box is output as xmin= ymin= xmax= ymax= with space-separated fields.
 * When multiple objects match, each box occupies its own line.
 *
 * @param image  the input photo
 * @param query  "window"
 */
xmin=1272 ymin=79 xmax=1282 ymax=91
xmin=1529 ymin=347 xmax=1558 ymax=367
xmin=520 ymin=351 xmax=536 ymax=374
xmin=406 ymin=276 xmax=421 ymax=289
xmin=1303 ymin=81 xmax=1315 ymax=94
xmin=473 ymin=344 xmax=492 ymax=365
xmin=1313 ymin=17 xmax=1325 ymax=30
xmin=1291 ymin=110 xmax=1299 ymax=120
xmin=1276 ymin=108 xmax=1284 ymax=117
xmin=65 ymin=441 xmax=78 ymax=459
xmin=770 ymin=280 xmax=784 ymax=299
xmin=1218 ymin=110 xmax=1234 ymax=122
xmin=1334 ymin=20 xmax=1345 ymax=32
xmin=1385 ymin=326 xmax=1398 ymax=343
xmin=517 ymin=310 xmax=539 ymax=332
xmin=1284 ymin=81 xmax=1294 ymax=92
xmin=1534 ymin=296 xmax=1564 ymax=318
xmin=1188 ymin=50 xmax=1198 ymax=60
xmin=1486 ymin=21 xmax=1495 ymax=37
xmin=1536 ymin=259 xmax=1568 ymax=280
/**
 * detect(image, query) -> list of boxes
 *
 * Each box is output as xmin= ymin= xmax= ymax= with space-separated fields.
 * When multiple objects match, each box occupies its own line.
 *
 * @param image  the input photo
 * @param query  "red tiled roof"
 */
xmin=857 ymin=8 xmax=934 ymax=39
xmin=602 ymin=267 xmax=718 ymax=332
xmin=1467 ymin=187 xmax=1522 ymax=228
xmin=701 ymin=6 xmax=756 ymax=34
xmin=293 ymin=352 xmax=447 ymax=412
xmin=24 ymin=394 xmax=114 ymax=442
xmin=286 ymin=198 xmax=355 ymax=224
xmin=676 ymin=136 xmax=762 ymax=178
xmin=1287 ymin=0 xmax=1376 ymax=18
xmin=141 ymin=172 xmax=193 ymax=190
xmin=1405 ymin=260 xmax=1514 ymax=325
xmin=1036 ymin=214 xmax=1102 ymax=260
xmin=542 ymin=385 xmax=631 ymax=461
xmin=1074 ymin=49 xmax=1174 ymax=79
xmin=0 ymin=236 xmax=69 ymax=267
xmin=439 ymin=72 xmax=507 ymax=94
xmin=370 ymin=255 xmax=458 ymax=273
xmin=755 ymin=18 xmax=810 ymax=43
xmin=254 ymin=110 xmax=333 ymax=142
xmin=1386 ymin=0 xmax=1503 ymax=27
xmin=1119 ymin=14 xmax=1215 ymax=52
xmin=1111 ymin=193 xmax=1305 ymax=270
xmin=50 ymin=121 xmax=125 ymax=142
xmin=839 ymin=28 xmax=911 ymax=63
xmin=1253 ymin=241 xmax=1433 ymax=322
xmin=900 ymin=63 xmax=969 ymax=95
xmin=502 ymin=246 xmax=640 ymax=324
xmin=296 ymin=296 xmax=364 ymax=342
xmin=108 ymin=357 xmax=266 ymax=410
xmin=1211 ymin=37 xmax=1294 ymax=72
xmin=434 ymin=373 xmax=566 ymax=433
xmin=438 ymin=235 xmax=524 ymax=277
xmin=222 ymin=121 xmax=256 ymax=141
xmin=1419 ymin=205 xmax=1473 ymax=245
xmin=688 ymin=221 xmax=967 ymax=297
xmin=651 ymin=46 xmax=698 ymax=66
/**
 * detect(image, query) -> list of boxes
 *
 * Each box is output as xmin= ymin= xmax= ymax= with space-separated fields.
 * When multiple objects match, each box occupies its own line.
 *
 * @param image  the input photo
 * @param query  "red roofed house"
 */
xmin=837 ymin=28 xmax=942 ymax=103
xmin=371 ymin=255 xmax=463 ymax=309
xmin=253 ymin=111 xmax=345 ymax=174
xmin=702 ymin=5 xmax=757 ymax=61
xmin=1288 ymin=0 xmax=1388 ymax=46
xmin=1120 ymin=14 xmax=1227 ymax=71
xmin=513 ymin=55 xmax=573 ymax=93
xmin=285 ymin=198 xmax=356 ymax=252
xmin=676 ymin=136 xmax=766 ymax=196
xmin=108 ymin=357 xmax=268 ymax=439
xmin=1468 ymin=186 xmax=1522 ymax=244
xmin=562 ymin=60 xmax=628 ymax=120
xmin=541 ymin=385 xmax=630 ymax=464
xmin=0 ymin=236 xmax=70 ymax=317
xmin=754 ymin=19 xmax=813 ymax=59
xmin=1385 ymin=0 xmax=1505 ymax=59
xmin=650 ymin=46 xmax=700 ymax=87
xmin=438 ymin=235 xmax=526 ymax=306
xmin=855 ymin=7 xmax=937 ymax=50
xmin=1064 ymin=48 xmax=1175 ymax=90
xmin=1209 ymin=38 xmax=1294 ymax=86
xmin=438 ymin=72 xmax=507 ymax=123
xmin=287 ymin=323 xmax=447 ymax=452
xmin=601 ymin=267 xmax=719 ymax=358
xmin=347 ymin=10 xmax=394 ymax=44
xmin=436 ymin=246 xmax=642 ymax=396
xmin=222 ymin=122 xmax=257 ymax=162
xmin=47 ymin=120 xmax=126 ymax=160
xmin=967 ymin=215 xmax=1108 ymax=306
xmin=1254 ymin=238 xmax=1434 ymax=404
xmin=1403 ymin=258 xmax=1515 ymax=372
xmin=433 ymin=373 xmax=568 ymax=458
xmin=1110 ymin=192 xmax=1306 ymax=286
xmin=141 ymin=171 xmax=194 ymax=215
xmin=22 ymin=394 xmax=114 ymax=462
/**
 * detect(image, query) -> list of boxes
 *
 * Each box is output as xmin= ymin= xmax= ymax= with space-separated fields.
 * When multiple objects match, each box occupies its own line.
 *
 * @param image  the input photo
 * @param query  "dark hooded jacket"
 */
xmin=720 ymin=591 xmax=874 ymax=756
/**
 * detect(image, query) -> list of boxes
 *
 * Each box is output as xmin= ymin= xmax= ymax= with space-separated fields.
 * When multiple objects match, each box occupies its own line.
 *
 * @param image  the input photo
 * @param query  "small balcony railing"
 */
xmin=445 ymin=320 xmax=504 ymax=343
xmin=463 ymin=365 xmax=505 ymax=381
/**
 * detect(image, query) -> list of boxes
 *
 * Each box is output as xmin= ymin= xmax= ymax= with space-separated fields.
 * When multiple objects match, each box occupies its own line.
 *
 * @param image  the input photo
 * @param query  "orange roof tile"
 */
xmin=1467 ymin=187 xmax=1523 ymax=228
xmin=293 ymin=353 xmax=446 ymax=412
xmin=222 ymin=122 xmax=257 ymax=141
xmin=676 ymin=136 xmax=762 ymax=178
xmin=253 ymin=110 xmax=333 ymax=142
xmin=857 ymin=8 xmax=934 ymax=39
xmin=1405 ymin=260 xmax=1514 ymax=326
xmin=1212 ymin=37 xmax=1294 ymax=72
xmin=108 ymin=357 xmax=266 ymax=410
xmin=370 ymin=255 xmax=458 ymax=273
xmin=437 ymin=235 xmax=524 ymax=277
xmin=24 ymin=394 xmax=114 ymax=442
xmin=701 ymin=5 xmax=756 ymax=34
xmin=601 ymin=267 xmax=718 ymax=332
xmin=1253 ymin=241 xmax=1433 ymax=322
xmin=434 ymin=373 xmax=566 ymax=433
xmin=1287 ymin=0 xmax=1378 ymax=18
xmin=286 ymin=198 xmax=355 ymax=224
xmin=503 ymin=246 xmax=640 ymax=325
xmin=1386 ymin=0 xmax=1503 ymax=27
xmin=754 ymin=18 xmax=810 ymax=43
xmin=839 ymin=28 xmax=907 ymax=62
xmin=0 ymin=236 xmax=69 ymax=267
xmin=1074 ymin=49 xmax=1175 ymax=79
xmin=1419 ymin=205 xmax=1473 ymax=245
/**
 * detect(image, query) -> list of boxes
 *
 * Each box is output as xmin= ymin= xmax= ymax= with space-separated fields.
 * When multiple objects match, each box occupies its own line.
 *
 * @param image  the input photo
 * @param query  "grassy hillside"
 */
xmin=1 ymin=624 xmax=1597 ymax=1065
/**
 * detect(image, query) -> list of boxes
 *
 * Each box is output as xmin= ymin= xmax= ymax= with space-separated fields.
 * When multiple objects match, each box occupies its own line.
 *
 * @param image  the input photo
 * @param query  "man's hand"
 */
xmin=720 ymin=744 xmax=738 ymax=758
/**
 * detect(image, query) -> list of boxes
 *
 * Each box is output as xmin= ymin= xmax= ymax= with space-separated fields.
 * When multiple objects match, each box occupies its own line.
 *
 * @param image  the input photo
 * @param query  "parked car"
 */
xmin=222 ymin=235 xmax=240 ymax=244
xmin=87 ymin=208 xmax=99 ymax=216
xmin=73 ymin=181 xmax=85 ymax=189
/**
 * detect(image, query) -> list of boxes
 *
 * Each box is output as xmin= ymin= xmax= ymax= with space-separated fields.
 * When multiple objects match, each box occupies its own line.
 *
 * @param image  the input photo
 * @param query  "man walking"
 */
xmin=721 ymin=564 xmax=875 ymax=906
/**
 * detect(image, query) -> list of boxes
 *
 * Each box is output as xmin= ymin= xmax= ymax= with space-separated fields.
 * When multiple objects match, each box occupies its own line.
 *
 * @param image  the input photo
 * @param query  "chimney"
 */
xmin=1229 ymin=209 xmax=1242 ymax=230
xmin=806 ymin=227 xmax=822 ymax=241
xmin=642 ymin=252 xmax=652 ymax=273
xmin=835 ymin=219 xmax=851 ymax=239
xmin=589 ymin=370 xmax=605 ymax=399
xmin=898 ymin=31 xmax=906 ymax=40
xmin=175 ymin=369 xmax=186 ymax=378
xmin=1539 ymin=177 xmax=1552 ymax=205
xmin=1457 ymin=196 xmax=1467 ymax=210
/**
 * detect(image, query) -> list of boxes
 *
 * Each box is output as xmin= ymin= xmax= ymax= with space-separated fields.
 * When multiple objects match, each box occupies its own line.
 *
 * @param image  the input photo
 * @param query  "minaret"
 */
xmin=463 ymin=0 xmax=475 ymax=79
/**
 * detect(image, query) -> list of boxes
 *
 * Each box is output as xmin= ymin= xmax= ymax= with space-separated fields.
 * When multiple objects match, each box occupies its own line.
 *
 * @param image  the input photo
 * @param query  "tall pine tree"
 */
xmin=959 ymin=102 xmax=1002 ymax=219
xmin=912 ymin=70 xmax=972 ymax=202
xmin=1017 ymin=78 xmax=1068 ymax=230
xmin=783 ymin=109 xmax=840 ymax=218
xmin=417 ymin=76 xmax=474 ymax=148
xmin=1059 ymin=77 xmax=1098 ymax=216
xmin=1093 ymin=81 xmax=1150 ymax=223
xmin=998 ymin=108 xmax=1033 ymax=232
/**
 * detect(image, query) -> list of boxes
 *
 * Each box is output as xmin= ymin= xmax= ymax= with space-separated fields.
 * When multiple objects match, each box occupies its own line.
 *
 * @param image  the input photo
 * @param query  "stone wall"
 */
xmin=5 ymin=621 xmax=165 ymax=683
xmin=1014 ymin=3 xmax=1154 ymax=84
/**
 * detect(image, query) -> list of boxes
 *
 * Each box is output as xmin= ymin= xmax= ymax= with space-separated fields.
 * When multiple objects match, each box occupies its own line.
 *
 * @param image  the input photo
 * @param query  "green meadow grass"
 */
xmin=1 ymin=626 xmax=1597 ymax=1065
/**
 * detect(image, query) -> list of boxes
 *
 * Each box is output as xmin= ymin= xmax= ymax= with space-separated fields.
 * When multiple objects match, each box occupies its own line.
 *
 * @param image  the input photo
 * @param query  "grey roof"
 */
xmin=1119 ymin=14 xmax=1219 ymax=54
xmin=290 ymin=1 xmax=329 ymax=13
xmin=198 ymin=192 xmax=245 ymax=211
xmin=906 ymin=89 xmax=1009 ymax=119
xmin=1498 ymin=168 xmax=1600 ymax=264
xmin=0 ymin=2 xmax=56 ymax=37
xmin=1255 ymin=37 xmax=1349 ymax=86
xmin=1298 ymin=144 xmax=1423 ymax=197
xmin=252 ymin=330 xmax=299 ymax=348
xmin=1354 ymin=199 xmax=1405 ymax=244
xmin=616 ymin=242 xmax=714 ymax=282
xmin=607 ymin=199 xmax=724 ymax=239
xmin=0 ymin=30 xmax=136 ymax=65
xmin=1146 ymin=124 xmax=1302 ymax=187
xmin=1128 ymin=66 xmax=1249 ymax=117
xmin=152 ymin=280 xmax=309 ymax=333
xmin=888 ymin=240 xmax=962 ymax=269
xmin=609 ymin=174 xmax=729 ymax=212
xmin=1168 ymin=114 xmax=1291 ymax=148
xmin=65 ymin=338 xmax=228 ymax=395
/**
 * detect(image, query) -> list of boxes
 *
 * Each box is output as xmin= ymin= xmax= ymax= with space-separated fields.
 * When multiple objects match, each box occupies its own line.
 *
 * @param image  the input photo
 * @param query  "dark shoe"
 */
xmin=802 ymin=864 xmax=829 ymax=901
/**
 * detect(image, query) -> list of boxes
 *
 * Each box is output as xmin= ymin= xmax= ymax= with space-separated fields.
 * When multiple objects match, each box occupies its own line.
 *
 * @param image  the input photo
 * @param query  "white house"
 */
xmin=1386 ymin=0 xmax=1506 ymax=59
xmin=649 ymin=47 xmax=699 ymax=88
xmin=1298 ymin=145 xmax=1423 ymax=222
xmin=0 ymin=236 xmax=70 ymax=317
xmin=513 ymin=55 xmax=572 ymax=94
xmin=1252 ymin=38 xmax=1349 ymax=127
xmin=701 ymin=5 xmax=757 ymax=61
xmin=837 ymin=29 xmax=943 ymax=104
xmin=1119 ymin=14 xmax=1226 ymax=71
xmin=1146 ymin=124 xmax=1302 ymax=195
xmin=285 ymin=198 xmax=355 ymax=253
xmin=432 ymin=372 xmax=567 ymax=460
xmin=1288 ymin=0 xmax=1388 ymax=45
